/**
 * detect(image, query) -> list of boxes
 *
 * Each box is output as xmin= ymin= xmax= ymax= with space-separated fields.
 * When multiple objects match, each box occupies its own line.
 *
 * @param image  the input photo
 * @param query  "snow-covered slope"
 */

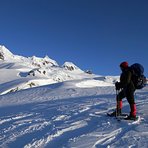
xmin=1 ymin=45 xmax=112 ymax=95
xmin=1 ymin=45 xmax=148 ymax=147
xmin=0 ymin=79 xmax=148 ymax=148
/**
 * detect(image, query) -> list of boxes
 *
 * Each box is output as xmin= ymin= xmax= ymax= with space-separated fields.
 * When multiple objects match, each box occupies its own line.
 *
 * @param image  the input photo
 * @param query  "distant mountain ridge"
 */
xmin=0 ymin=45 xmax=58 ymax=67
xmin=0 ymin=45 xmax=85 ymax=71
xmin=0 ymin=45 xmax=102 ymax=95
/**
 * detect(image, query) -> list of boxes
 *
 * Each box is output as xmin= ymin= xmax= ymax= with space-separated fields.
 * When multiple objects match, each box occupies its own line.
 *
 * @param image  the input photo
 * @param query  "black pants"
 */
xmin=117 ymin=84 xmax=136 ymax=105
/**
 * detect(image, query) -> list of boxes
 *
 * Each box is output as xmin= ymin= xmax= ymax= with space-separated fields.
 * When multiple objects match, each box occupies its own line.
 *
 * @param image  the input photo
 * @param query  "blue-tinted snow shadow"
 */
xmin=19 ymin=72 xmax=29 ymax=77
xmin=0 ymin=93 xmax=118 ymax=148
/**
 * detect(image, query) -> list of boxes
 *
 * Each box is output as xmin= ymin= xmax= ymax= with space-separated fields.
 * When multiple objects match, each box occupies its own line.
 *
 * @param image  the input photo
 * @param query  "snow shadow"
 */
xmin=0 ymin=93 xmax=116 ymax=148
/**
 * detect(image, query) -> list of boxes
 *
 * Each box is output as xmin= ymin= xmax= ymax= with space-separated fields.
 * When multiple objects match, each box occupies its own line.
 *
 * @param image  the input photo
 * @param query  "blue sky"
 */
xmin=0 ymin=0 xmax=148 ymax=76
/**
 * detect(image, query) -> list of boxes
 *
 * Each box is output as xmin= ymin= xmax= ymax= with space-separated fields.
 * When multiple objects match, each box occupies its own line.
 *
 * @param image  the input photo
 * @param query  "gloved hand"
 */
xmin=115 ymin=82 xmax=121 ymax=90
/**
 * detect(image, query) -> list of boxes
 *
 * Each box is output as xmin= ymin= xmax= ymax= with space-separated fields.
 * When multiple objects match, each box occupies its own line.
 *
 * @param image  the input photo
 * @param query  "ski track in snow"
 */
xmin=0 ymin=84 xmax=148 ymax=148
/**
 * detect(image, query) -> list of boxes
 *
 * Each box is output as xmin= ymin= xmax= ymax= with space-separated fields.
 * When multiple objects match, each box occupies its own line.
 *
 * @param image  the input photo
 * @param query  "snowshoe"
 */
xmin=107 ymin=109 xmax=123 ymax=117
xmin=124 ymin=115 xmax=138 ymax=121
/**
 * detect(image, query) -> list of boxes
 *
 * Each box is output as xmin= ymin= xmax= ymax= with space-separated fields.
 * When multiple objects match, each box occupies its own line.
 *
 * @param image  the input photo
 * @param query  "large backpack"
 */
xmin=130 ymin=63 xmax=147 ymax=89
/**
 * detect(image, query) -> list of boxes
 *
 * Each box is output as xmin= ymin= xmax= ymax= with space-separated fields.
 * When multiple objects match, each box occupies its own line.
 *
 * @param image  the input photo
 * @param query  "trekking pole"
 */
xmin=116 ymin=90 xmax=120 ymax=117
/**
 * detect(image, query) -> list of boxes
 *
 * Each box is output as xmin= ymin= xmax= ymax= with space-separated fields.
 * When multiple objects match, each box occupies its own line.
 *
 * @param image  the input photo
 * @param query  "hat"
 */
xmin=120 ymin=61 xmax=128 ymax=68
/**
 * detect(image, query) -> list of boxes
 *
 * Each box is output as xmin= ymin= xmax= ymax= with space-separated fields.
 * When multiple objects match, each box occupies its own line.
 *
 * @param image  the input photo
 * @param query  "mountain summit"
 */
xmin=0 ymin=45 xmax=14 ymax=60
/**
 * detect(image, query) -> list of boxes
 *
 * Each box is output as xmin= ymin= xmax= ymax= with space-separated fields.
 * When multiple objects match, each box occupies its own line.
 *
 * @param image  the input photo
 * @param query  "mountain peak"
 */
xmin=29 ymin=55 xmax=59 ymax=67
xmin=62 ymin=62 xmax=81 ymax=71
xmin=0 ymin=45 xmax=14 ymax=60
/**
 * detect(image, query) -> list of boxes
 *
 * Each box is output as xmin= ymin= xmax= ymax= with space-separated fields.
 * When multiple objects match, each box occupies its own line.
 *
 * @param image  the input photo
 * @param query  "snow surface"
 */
xmin=0 ymin=45 xmax=148 ymax=148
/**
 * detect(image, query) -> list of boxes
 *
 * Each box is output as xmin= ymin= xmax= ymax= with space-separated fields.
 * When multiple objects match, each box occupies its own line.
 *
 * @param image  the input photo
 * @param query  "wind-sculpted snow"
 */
xmin=0 ymin=81 xmax=148 ymax=148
